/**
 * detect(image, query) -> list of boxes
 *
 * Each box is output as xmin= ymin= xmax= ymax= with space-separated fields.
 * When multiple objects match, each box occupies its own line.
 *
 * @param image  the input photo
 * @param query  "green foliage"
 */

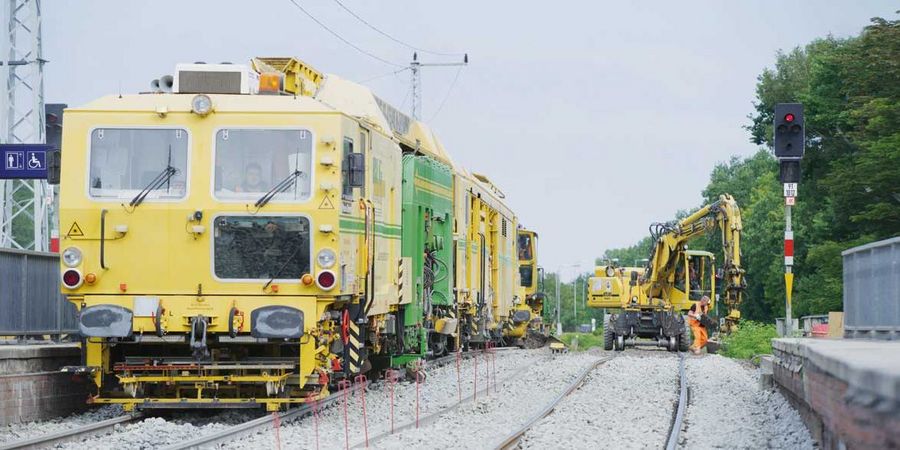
xmin=541 ymin=271 xmax=606 ymax=332
xmin=596 ymin=236 xmax=655 ymax=268
xmin=720 ymin=321 xmax=777 ymax=359
xmin=599 ymin=15 xmax=899 ymax=324
xmin=559 ymin=332 xmax=603 ymax=351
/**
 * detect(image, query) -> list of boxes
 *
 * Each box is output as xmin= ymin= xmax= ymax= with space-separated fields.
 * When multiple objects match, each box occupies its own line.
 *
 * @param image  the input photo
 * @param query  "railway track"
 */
xmin=666 ymin=353 xmax=688 ymax=450
xmin=163 ymin=347 xmax=523 ymax=450
xmin=494 ymin=356 xmax=614 ymax=450
xmin=353 ymin=350 xmax=553 ymax=449
xmin=493 ymin=349 xmax=686 ymax=450
xmin=0 ymin=413 xmax=144 ymax=450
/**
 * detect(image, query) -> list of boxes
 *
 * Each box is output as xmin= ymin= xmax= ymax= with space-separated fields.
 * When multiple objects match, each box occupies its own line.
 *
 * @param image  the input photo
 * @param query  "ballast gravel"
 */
xmin=520 ymin=352 xmax=678 ymax=450
xmin=372 ymin=351 xmax=602 ymax=450
xmin=223 ymin=348 xmax=546 ymax=450
xmin=0 ymin=404 xmax=124 ymax=445
xmin=677 ymin=354 xmax=815 ymax=450
xmin=55 ymin=410 xmax=261 ymax=450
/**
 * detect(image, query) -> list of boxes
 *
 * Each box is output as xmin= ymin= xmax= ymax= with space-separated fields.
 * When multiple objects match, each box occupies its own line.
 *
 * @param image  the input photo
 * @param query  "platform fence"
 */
xmin=0 ymin=248 xmax=77 ymax=338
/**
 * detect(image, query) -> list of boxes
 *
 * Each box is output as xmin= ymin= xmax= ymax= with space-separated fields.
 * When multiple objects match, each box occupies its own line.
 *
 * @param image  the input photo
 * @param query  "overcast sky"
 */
xmin=44 ymin=1 xmax=896 ymax=278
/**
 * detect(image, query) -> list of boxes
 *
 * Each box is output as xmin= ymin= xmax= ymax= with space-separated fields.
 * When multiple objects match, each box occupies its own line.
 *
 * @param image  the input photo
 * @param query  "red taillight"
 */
xmin=62 ymin=269 xmax=82 ymax=289
xmin=316 ymin=271 xmax=336 ymax=290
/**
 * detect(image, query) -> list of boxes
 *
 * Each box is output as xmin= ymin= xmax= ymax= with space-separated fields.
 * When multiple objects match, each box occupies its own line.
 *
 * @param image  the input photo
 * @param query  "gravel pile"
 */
xmin=0 ymin=405 xmax=124 ymax=445
xmin=371 ymin=351 xmax=602 ymax=450
xmin=223 ymin=349 xmax=546 ymax=450
xmin=678 ymin=354 xmax=815 ymax=450
xmin=520 ymin=352 xmax=679 ymax=449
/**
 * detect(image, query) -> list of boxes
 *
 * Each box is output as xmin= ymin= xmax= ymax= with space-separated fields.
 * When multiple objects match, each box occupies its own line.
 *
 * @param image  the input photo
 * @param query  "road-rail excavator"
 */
xmin=587 ymin=194 xmax=745 ymax=351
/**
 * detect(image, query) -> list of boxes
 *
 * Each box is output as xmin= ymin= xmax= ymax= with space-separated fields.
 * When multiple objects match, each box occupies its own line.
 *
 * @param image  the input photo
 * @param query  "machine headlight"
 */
xmin=191 ymin=94 xmax=212 ymax=116
xmin=317 ymin=248 xmax=336 ymax=269
xmin=606 ymin=266 xmax=616 ymax=277
xmin=62 ymin=247 xmax=82 ymax=267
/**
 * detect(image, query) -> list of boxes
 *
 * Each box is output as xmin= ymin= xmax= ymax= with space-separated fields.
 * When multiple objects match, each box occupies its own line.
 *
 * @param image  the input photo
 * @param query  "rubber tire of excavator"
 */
xmin=679 ymin=321 xmax=692 ymax=352
xmin=603 ymin=326 xmax=615 ymax=351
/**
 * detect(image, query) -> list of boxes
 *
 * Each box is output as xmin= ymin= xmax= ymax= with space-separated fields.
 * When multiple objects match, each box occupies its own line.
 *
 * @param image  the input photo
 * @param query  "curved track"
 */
xmin=665 ymin=353 xmax=688 ymax=450
xmin=353 ymin=350 xmax=547 ymax=449
xmin=165 ymin=347 xmax=521 ymax=450
xmin=494 ymin=356 xmax=614 ymax=450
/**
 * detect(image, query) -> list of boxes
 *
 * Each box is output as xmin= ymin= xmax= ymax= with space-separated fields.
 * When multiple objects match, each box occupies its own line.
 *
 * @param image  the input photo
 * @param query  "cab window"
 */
xmin=214 ymin=129 xmax=312 ymax=202
xmin=88 ymin=128 xmax=188 ymax=199
xmin=517 ymin=233 xmax=533 ymax=261
xmin=520 ymin=264 xmax=534 ymax=287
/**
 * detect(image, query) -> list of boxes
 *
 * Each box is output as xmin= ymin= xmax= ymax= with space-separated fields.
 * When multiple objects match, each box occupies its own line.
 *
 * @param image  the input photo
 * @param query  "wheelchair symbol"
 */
xmin=26 ymin=151 xmax=44 ymax=170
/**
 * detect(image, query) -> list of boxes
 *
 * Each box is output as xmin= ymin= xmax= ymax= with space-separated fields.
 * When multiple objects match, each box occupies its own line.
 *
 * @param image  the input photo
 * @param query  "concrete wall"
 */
xmin=772 ymin=338 xmax=900 ymax=450
xmin=0 ymin=344 xmax=91 ymax=426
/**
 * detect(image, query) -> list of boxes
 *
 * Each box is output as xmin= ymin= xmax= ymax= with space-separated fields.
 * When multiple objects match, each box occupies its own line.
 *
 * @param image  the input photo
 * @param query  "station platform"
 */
xmin=0 ymin=343 xmax=91 ymax=425
xmin=770 ymin=338 xmax=900 ymax=450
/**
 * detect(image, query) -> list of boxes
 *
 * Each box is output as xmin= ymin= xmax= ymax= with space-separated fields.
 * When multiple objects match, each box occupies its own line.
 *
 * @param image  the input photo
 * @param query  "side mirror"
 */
xmin=537 ymin=267 xmax=545 ymax=290
xmin=47 ymin=150 xmax=61 ymax=185
xmin=347 ymin=153 xmax=365 ymax=188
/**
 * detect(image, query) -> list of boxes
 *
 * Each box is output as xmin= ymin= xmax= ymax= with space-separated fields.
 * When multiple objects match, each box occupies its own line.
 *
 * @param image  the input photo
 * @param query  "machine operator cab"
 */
xmin=516 ymin=229 xmax=544 ymax=314
xmin=670 ymin=250 xmax=717 ymax=314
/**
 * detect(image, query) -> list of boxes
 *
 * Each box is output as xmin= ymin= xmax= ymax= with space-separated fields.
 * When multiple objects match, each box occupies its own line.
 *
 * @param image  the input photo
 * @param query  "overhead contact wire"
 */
xmin=286 ymin=0 xmax=403 ymax=67
xmin=331 ymin=0 xmax=464 ymax=57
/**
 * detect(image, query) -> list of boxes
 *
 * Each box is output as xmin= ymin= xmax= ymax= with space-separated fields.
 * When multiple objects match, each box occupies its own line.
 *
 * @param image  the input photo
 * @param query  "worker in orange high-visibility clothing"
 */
xmin=687 ymin=296 xmax=711 ymax=355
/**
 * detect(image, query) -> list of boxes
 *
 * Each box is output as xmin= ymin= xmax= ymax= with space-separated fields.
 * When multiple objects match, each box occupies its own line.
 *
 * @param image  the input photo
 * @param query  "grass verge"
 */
xmin=720 ymin=320 xmax=777 ymax=359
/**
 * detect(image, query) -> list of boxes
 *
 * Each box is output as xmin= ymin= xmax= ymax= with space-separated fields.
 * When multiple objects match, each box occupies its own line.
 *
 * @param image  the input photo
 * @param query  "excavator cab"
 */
xmin=670 ymin=250 xmax=716 ymax=312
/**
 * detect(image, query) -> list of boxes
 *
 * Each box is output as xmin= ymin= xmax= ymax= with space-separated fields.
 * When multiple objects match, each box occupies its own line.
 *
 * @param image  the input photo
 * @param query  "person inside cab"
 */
xmin=237 ymin=162 xmax=267 ymax=192
xmin=688 ymin=295 xmax=710 ymax=355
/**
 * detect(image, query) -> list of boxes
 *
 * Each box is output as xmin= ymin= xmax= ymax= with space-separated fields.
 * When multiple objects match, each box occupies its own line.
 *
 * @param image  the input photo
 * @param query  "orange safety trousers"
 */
xmin=689 ymin=318 xmax=708 ymax=350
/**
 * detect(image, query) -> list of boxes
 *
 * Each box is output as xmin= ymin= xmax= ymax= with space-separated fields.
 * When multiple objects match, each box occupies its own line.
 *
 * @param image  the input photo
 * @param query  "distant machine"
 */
xmin=588 ymin=195 xmax=746 ymax=351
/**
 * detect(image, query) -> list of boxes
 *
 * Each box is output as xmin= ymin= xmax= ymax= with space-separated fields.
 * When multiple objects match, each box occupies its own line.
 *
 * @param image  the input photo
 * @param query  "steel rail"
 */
xmin=352 ymin=351 xmax=551 ymax=449
xmin=494 ymin=356 xmax=614 ymax=450
xmin=159 ymin=383 xmax=364 ymax=450
xmin=665 ymin=353 xmax=688 ymax=450
xmin=163 ymin=347 xmax=520 ymax=450
xmin=0 ymin=413 xmax=144 ymax=450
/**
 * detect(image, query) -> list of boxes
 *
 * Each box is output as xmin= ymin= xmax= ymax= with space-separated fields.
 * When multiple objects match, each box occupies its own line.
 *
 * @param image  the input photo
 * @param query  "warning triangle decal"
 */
xmin=67 ymin=221 xmax=84 ymax=237
xmin=319 ymin=195 xmax=335 ymax=210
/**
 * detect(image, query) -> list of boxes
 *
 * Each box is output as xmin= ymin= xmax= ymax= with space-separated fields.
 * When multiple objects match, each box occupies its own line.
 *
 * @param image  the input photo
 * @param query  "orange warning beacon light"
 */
xmin=258 ymin=72 xmax=283 ymax=94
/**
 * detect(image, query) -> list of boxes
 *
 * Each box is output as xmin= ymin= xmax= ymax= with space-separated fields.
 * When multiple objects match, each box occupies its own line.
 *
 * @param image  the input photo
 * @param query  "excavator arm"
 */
xmin=641 ymin=194 xmax=745 ymax=331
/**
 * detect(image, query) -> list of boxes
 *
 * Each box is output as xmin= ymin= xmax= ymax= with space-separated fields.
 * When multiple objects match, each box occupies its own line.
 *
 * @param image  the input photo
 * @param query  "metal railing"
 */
xmin=842 ymin=236 xmax=900 ymax=340
xmin=0 ymin=248 xmax=77 ymax=338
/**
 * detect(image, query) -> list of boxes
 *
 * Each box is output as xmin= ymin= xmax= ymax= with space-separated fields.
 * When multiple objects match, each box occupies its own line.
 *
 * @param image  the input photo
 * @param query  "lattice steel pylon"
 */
xmin=0 ymin=0 xmax=49 ymax=251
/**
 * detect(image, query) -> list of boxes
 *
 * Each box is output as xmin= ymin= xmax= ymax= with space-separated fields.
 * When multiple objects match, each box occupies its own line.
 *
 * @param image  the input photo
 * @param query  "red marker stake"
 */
xmin=272 ymin=411 xmax=282 ymax=450
xmin=355 ymin=375 xmax=369 ymax=448
xmin=339 ymin=380 xmax=351 ymax=450
xmin=455 ymin=349 xmax=462 ymax=402
xmin=415 ymin=363 xmax=422 ymax=429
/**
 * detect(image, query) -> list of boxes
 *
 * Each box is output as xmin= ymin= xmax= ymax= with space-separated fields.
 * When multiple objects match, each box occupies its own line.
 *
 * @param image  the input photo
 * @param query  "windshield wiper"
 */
xmin=254 ymin=170 xmax=303 ymax=209
xmin=129 ymin=166 xmax=177 ymax=208
xmin=262 ymin=241 xmax=304 ymax=291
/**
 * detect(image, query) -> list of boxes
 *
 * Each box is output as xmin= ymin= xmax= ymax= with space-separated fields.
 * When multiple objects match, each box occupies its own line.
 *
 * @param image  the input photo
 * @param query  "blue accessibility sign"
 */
xmin=0 ymin=144 xmax=53 ymax=179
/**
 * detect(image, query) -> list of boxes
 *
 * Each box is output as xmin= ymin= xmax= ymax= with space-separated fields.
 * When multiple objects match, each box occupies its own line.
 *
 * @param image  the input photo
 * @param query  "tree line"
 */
xmin=588 ymin=15 xmax=899 ymax=323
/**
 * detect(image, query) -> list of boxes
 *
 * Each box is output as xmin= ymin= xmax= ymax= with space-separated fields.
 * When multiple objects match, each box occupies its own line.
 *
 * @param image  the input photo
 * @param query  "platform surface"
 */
xmin=772 ymin=338 xmax=900 ymax=400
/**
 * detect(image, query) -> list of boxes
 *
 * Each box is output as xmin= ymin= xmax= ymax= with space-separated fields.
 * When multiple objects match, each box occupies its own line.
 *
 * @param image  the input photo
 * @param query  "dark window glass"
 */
xmin=213 ymin=216 xmax=310 ymax=280
xmin=517 ymin=233 xmax=533 ymax=261
xmin=520 ymin=264 xmax=534 ymax=287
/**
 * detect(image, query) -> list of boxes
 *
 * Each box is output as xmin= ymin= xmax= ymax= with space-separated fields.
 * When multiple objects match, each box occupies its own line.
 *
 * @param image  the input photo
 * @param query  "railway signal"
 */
xmin=774 ymin=103 xmax=805 ymax=336
xmin=774 ymin=103 xmax=804 ymax=159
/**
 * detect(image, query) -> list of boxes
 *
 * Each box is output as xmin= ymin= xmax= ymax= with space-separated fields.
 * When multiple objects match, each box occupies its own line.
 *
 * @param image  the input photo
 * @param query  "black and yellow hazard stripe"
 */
xmin=344 ymin=304 xmax=365 ymax=375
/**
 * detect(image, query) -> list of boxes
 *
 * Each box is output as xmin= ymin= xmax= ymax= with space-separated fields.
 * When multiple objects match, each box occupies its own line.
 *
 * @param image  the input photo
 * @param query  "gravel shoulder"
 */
xmin=520 ymin=351 xmax=678 ymax=450
xmin=678 ymin=354 xmax=815 ymax=450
